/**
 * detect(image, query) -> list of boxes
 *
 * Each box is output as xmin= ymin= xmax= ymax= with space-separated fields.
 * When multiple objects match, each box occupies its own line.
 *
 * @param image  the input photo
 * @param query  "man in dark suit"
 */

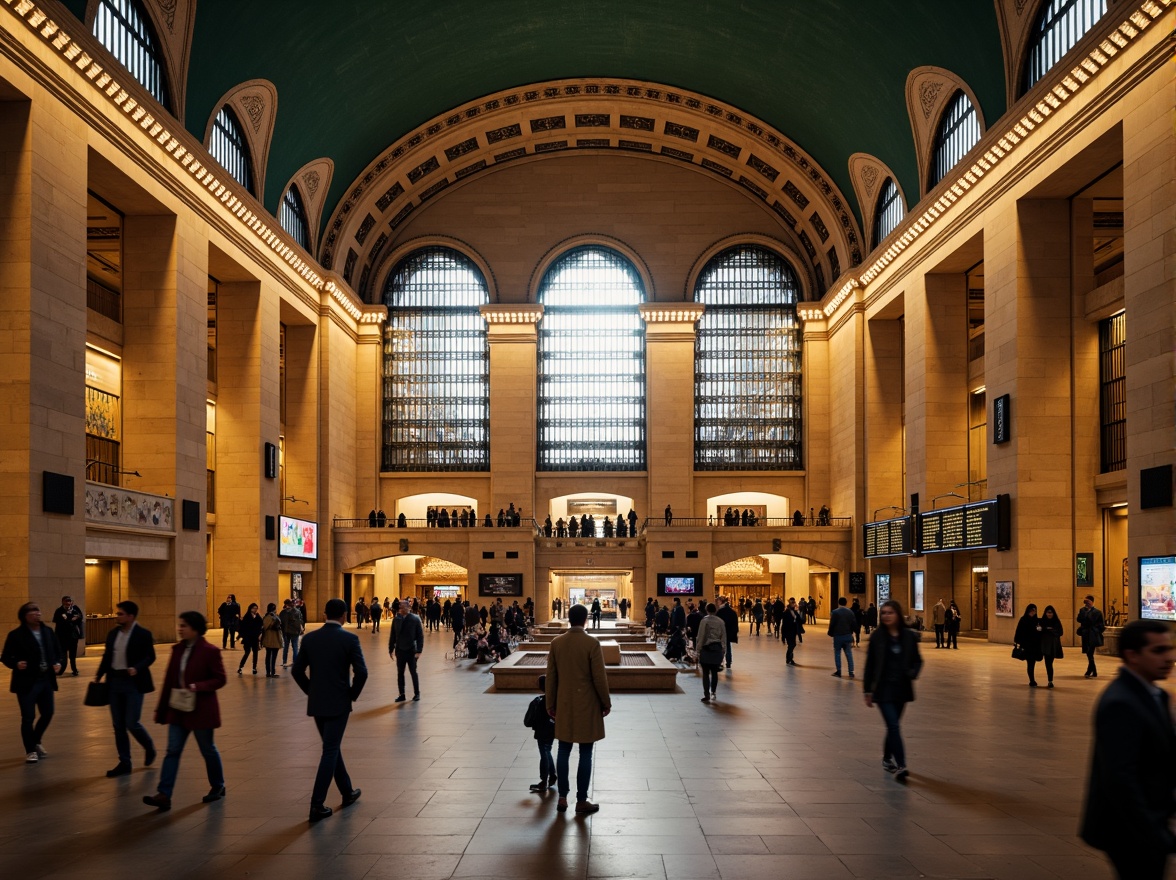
xmin=389 ymin=599 xmax=424 ymax=702
xmin=94 ymin=600 xmax=156 ymax=776
xmin=292 ymin=598 xmax=367 ymax=822
xmin=1081 ymin=619 xmax=1176 ymax=879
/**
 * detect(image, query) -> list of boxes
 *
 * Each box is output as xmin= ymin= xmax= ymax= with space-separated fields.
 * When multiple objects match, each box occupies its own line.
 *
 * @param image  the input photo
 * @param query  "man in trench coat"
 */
xmin=546 ymin=603 xmax=611 ymax=815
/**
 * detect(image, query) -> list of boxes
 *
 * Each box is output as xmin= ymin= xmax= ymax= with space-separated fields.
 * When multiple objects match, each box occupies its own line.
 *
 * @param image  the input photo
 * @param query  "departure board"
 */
xmin=863 ymin=516 xmax=912 ymax=558
xmin=918 ymin=499 xmax=1001 ymax=553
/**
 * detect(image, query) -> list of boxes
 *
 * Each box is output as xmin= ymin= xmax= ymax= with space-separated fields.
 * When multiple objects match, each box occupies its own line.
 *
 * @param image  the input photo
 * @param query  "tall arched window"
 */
xmin=382 ymin=248 xmax=490 ymax=472
xmin=872 ymin=178 xmax=905 ymax=247
xmin=694 ymin=245 xmax=802 ymax=470
xmin=930 ymin=91 xmax=980 ymax=188
xmin=1023 ymin=0 xmax=1107 ymax=93
xmin=93 ymin=0 xmax=171 ymax=111
xmin=208 ymin=107 xmax=255 ymax=194
xmin=538 ymin=246 xmax=646 ymax=471
xmin=279 ymin=185 xmax=310 ymax=251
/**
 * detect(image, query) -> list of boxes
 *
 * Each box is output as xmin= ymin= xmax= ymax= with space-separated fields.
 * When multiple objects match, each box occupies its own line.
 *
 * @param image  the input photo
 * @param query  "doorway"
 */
xmin=971 ymin=564 xmax=988 ymax=632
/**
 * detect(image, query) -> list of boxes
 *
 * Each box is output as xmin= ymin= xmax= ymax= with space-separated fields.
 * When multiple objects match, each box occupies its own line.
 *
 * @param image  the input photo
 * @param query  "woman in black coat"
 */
xmin=862 ymin=600 xmax=923 ymax=781
xmin=236 ymin=603 xmax=263 ymax=675
xmin=1 ymin=602 xmax=62 ymax=762
xmin=1014 ymin=604 xmax=1045 ymax=687
xmin=1038 ymin=605 xmax=1064 ymax=688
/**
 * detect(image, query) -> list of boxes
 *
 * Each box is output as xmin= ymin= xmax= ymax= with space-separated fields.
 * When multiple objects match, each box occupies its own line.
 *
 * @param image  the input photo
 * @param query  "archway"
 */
xmin=706 ymin=491 xmax=791 ymax=526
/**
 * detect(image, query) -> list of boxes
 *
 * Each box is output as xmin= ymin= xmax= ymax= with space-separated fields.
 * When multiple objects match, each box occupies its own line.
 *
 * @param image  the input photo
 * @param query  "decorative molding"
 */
xmin=905 ymin=66 xmax=987 ymax=197
xmin=281 ymin=157 xmax=334 ymax=253
xmin=847 ymin=153 xmax=909 ymax=251
xmin=525 ymin=233 xmax=657 ymax=305
xmin=83 ymin=0 xmax=195 ymax=119
xmin=203 ymin=78 xmax=278 ymax=199
xmin=371 ymin=235 xmax=499 ymax=305
xmin=318 ymin=78 xmax=863 ymax=297
xmin=480 ymin=304 xmax=544 ymax=324
xmin=638 ymin=303 xmax=705 ymax=324
xmin=683 ymin=233 xmax=817 ymax=302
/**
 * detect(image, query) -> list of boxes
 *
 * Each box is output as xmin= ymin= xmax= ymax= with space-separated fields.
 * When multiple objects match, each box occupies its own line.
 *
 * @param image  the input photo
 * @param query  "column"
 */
xmin=0 ymin=97 xmax=88 ymax=620
xmin=641 ymin=303 xmax=703 ymax=520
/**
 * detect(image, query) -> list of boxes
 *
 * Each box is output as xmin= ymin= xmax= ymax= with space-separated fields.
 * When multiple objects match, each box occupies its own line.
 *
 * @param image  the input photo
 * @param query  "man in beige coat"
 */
xmin=546 ymin=603 xmax=611 ymax=814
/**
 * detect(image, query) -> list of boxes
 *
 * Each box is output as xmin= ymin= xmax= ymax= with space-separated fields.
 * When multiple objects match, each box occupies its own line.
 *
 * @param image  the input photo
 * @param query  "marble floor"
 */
xmin=0 ymin=620 xmax=1152 ymax=880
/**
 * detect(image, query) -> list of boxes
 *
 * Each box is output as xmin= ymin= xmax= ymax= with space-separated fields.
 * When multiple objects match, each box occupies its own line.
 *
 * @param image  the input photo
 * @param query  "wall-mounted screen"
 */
xmin=657 ymin=573 xmax=703 ymax=597
xmin=432 ymin=585 xmax=462 ymax=599
xmin=278 ymin=515 xmax=317 ymax=559
xmin=911 ymin=570 xmax=925 ymax=612
xmin=875 ymin=573 xmax=890 ymax=604
xmin=479 ymin=573 xmax=522 ymax=597
xmin=1139 ymin=555 xmax=1176 ymax=621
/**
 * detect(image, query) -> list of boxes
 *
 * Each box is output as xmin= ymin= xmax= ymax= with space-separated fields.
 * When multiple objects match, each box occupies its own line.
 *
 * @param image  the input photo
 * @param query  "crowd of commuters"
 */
xmin=543 ymin=508 xmax=640 ymax=539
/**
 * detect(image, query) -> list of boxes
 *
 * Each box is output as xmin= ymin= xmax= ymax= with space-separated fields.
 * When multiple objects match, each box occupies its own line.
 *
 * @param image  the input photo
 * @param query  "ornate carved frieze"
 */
xmin=847 ymin=153 xmax=908 ymax=250
xmin=204 ymin=79 xmax=279 ymax=198
xmin=319 ymin=78 xmax=865 ymax=300
xmin=905 ymin=67 xmax=986 ymax=197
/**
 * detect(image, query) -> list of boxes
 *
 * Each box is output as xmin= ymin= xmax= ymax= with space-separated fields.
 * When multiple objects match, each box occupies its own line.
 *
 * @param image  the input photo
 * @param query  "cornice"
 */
xmin=0 ymin=0 xmax=371 ymax=336
xmin=816 ymin=0 xmax=1171 ymax=324
xmin=321 ymin=78 xmax=865 ymax=300
xmin=480 ymin=304 xmax=544 ymax=325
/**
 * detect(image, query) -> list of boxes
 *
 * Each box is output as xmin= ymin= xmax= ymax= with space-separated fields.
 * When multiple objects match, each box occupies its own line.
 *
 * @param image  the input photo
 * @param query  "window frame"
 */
xmin=208 ymin=106 xmax=255 ymax=195
xmin=91 ymin=0 xmax=172 ymax=112
xmin=872 ymin=178 xmax=905 ymax=248
xmin=929 ymin=90 xmax=981 ymax=189
xmin=1022 ymin=0 xmax=1108 ymax=94
xmin=279 ymin=184 xmax=311 ymax=251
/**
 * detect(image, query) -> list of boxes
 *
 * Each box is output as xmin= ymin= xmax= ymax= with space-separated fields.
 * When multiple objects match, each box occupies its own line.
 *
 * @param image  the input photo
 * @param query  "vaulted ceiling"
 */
xmin=60 ymin=0 xmax=1009 ymax=259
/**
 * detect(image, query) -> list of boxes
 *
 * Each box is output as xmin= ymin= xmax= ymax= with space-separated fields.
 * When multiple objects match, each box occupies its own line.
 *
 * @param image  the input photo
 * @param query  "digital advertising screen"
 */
xmin=1139 ymin=555 xmax=1176 ymax=621
xmin=657 ymin=573 xmax=703 ymax=597
xmin=278 ymin=515 xmax=317 ymax=559
xmin=479 ymin=573 xmax=523 ymax=597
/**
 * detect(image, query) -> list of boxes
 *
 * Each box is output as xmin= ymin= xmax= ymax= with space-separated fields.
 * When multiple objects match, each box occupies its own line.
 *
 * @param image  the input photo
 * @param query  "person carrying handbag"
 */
xmin=143 ymin=611 xmax=226 ymax=811
xmin=261 ymin=603 xmax=284 ymax=677
xmin=696 ymin=603 xmax=727 ymax=702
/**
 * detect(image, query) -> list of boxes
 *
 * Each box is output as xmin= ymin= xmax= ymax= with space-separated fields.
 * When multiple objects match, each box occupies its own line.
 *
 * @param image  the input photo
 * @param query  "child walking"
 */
xmin=524 ymin=674 xmax=556 ymax=792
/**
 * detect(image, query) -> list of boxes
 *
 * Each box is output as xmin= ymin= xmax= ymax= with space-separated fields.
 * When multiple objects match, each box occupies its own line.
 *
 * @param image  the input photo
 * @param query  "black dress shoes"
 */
xmin=342 ymin=788 xmax=361 ymax=807
xmin=143 ymin=793 xmax=171 ymax=811
xmin=106 ymin=763 xmax=132 ymax=778
xmin=395 ymin=694 xmax=407 ymax=703
xmin=309 ymin=804 xmax=333 ymax=822
xmin=202 ymin=785 xmax=226 ymax=802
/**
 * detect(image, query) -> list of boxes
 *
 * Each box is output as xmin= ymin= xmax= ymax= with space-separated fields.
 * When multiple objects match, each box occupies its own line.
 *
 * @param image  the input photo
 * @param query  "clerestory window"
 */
xmin=92 ymin=0 xmax=171 ymax=111
xmin=930 ymin=91 xmax=980 ymax=188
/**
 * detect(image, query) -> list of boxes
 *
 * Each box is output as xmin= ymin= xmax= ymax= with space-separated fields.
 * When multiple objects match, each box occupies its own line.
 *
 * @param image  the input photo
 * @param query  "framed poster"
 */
xmin=1075 ymin=553 xmax=1094 ymax=587
xmin=995 ymin=580 xmax=1014 ymax=617
xmin=875 ymin=573 xmax=890 ymax=604
xmin=911 ymin=570 xmax=924 ymax=612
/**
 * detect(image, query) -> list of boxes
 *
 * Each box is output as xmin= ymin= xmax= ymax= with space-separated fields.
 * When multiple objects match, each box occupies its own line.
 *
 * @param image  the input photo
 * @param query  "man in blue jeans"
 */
xmin=546 ymin=604 xmax=611 ymax=814
xmin=280 ymin=599 xmax=303 ymax=668
xmin=94 ymin=601 xmax=157 ymax=776
xmin=828 ymin=596 xmax=856 ymax=678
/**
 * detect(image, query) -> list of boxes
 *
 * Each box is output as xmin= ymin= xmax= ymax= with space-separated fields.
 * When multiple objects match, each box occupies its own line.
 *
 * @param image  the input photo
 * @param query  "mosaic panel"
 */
xmin=575 ymin=114 xmax=610 ymax=127
xmin=375 ymin=182 xmax=404 ymax=212
xmin=746 ymin=153 xmax=780 ymax=182
xmin=664 ymin=121 xmax=700 ymax=142
xmin=660 ymin=147 xmax=694 ymax=162
xmin=576 ymin=138 xmax=611 ymax=148
xmin=810 ymin=212 xmax=830 ymax=243
xmin=370 ymin=232 xmax=389 ymax=261
xmin=530 ymin=116 xmax=566 ymax=133
xmin=494 ymin=147 xmax=527 ymax=162
xmin=619 ymin=115 xmax=655 ymax=132
xmin=737 ymin=176 xmax=768 ymax=199
xmin=618 ymin=140 xmax=652 ymax=151
xmin=771 ymin=201 xmax=798 ymax=228
xmin=701 ymin=158 xmax=733 ymax=177
xmin=444 ymin=137 xmax=479 ymax=161
xmin=389 ymin=203 xmax=415 ymax=229
xmin=707 ymin=134 xmax=740 ymax=158
xmin=783 ymin=181 xmax=809 ymax=209
xmin=799 ymin=231 xmax=817 ymax=259
xmin=485 ymin=123 xmax=522 ymax=144
xmin=534 ymin=140 xmax=568 ymax=153
xmin=344 ymin=248 xmax=358 ymax=283
xmin=407 ymin=156 xmax=440 ymax=184
xmin=828 ymin=247 xmax=841 ymax=279
xmin=355 ymin=213 xmax=376 ymax=245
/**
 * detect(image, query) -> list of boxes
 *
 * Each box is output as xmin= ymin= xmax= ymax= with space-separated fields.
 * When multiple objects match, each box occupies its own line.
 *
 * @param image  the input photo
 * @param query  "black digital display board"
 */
xmin=863 ymin=516 xmax=912 ymax=558
xmin=917 ymin=496 xmax=1009 ymax=554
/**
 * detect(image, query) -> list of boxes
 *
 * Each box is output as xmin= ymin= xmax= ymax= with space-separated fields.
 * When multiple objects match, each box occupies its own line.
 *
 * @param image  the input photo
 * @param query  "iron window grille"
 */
xmin=694 ymin=245 xmax=802 ymax=471
xmin=1023 ymin=0 xmax=1107 ymax=93
xmin=537 ymin=246 xmax=646 ymax=472
xmin=279 ymin=185 xmax=311 ymax=251
xmin=930 ymin=91 xmax=980 ymax=189
xmin=382 ymin=248 xmax=490 ymax=472
xmin=92 ymin=0 xmax=171 ymax=112
xmin=872 ymin=178 xmax=905 ymax=247
xmin=1099 ymin=312 xmax=1126 ymax=473
xmin=209 ymin=107 xmax=254 ymax=195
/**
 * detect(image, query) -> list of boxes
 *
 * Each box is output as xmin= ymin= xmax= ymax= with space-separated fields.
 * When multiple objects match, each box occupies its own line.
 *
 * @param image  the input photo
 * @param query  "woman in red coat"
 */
xmin=143 ymin=611 xmax=227 ymax=810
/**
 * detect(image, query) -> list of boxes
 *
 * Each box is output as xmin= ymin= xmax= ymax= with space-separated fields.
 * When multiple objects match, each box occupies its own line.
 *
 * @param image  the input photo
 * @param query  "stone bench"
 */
xmin=491 ymin=650 xmax=679 ymax=691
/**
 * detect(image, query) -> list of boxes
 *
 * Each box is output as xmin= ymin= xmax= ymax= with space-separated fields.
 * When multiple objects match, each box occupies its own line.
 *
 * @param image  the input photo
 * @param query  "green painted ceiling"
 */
xmin=68 ymin=0 xmax=1009 ymax=242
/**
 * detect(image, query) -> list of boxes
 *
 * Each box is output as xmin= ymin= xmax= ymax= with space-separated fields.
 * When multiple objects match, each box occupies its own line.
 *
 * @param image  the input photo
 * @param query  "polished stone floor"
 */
xmin=0 ymin=620 xmax=1153 ymax=880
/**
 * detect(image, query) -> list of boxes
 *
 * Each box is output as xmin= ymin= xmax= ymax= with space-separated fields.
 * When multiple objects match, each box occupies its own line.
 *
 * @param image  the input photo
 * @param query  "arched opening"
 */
xmin=705 ymin=491 xmax=791 ymax=526
xmin=543 ymin=491 xmax=638 ymax=537
xmin=395 ymin=492 xmax=481 ymax=527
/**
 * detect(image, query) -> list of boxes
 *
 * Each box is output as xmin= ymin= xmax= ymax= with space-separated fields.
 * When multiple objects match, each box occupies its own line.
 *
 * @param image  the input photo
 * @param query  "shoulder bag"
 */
xmin=84 ymin=680 xmax=110 ymax=707
xmin=167 ymin=659 xmax=196 ymax=712
xmin=1011 ymin=644 xmax=1026 ymax=661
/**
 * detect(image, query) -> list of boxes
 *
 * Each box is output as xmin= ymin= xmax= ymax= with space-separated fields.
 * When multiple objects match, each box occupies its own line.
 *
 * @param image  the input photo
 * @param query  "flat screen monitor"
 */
xmin=1139 ymin=555 xmax=1176 ymax=621
xmin=278 ymin=515 xmax=317 ymax=560
xmin=657 ymin=573 xmax=703 ymax=597
xmin=478 ymin=573 xmax=522 ymax=597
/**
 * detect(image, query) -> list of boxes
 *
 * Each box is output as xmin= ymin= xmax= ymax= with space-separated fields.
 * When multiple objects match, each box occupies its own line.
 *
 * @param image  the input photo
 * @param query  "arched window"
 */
xmin=382 ymin=248 xmax=490 ymax=472
xmin=208 ymin=107 xmax=254 ymax=194
xmin=930 ymin=91 xmax=980 ymax=188
xmin=694 ymin=245 xmax=802 ymax=470
xmin=872 ymin=178 xmax=905 ymax=247
xmin=92 ymin=0 xmax=171 ymax=111
xmin=1023 ymin=0 xmax=1107 ymax=93
xmin=279 ymin=185 xmax=311 ymax=251
xmin=537 ymin=246 xmax=646 ymax=471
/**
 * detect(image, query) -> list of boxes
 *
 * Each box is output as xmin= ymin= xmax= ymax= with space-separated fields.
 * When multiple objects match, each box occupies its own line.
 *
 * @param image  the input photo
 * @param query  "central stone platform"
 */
xmin=491 ymin=649 xmax=680 ymax=691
